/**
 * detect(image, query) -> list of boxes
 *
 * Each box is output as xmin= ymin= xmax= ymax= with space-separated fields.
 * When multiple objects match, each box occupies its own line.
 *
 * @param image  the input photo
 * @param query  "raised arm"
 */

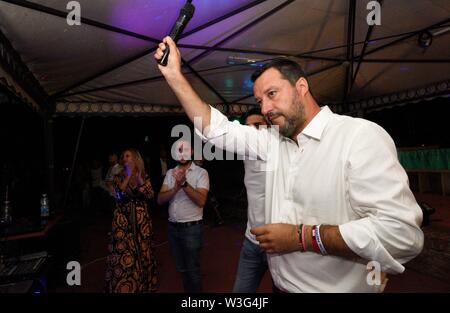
xmin=154 ymin=36 xmax=211 ymax=132
xmin=154 ymin=37 xmax=272 ymax=160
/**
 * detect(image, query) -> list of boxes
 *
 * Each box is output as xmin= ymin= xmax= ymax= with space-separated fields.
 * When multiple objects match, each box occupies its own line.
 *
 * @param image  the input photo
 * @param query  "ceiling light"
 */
xmin=418 ymin=31 xmax=433 ymax=48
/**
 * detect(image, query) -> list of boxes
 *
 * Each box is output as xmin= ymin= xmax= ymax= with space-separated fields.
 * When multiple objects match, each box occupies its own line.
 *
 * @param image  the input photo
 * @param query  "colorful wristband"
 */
xmin=311 ymin=225 xmax=321 ymax=254
xmin=301 ymin=224 xmax=306 ymax=253
xmin=316 ymin=225 xmax=328 ymax=255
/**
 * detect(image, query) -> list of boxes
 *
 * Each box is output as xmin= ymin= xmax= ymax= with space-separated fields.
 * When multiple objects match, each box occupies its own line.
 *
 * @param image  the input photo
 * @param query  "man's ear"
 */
xmin=295 ymin=77 xmax=309 ymax=98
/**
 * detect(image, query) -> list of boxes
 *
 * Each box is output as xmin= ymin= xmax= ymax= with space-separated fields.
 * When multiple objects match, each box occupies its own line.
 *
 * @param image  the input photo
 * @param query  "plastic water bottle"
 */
xmin=40 ymin=193 xmax=50 ymax=219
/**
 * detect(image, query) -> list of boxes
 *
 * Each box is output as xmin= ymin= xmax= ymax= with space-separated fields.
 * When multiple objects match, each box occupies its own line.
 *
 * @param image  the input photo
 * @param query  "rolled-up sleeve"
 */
xmin=339 ymin=122 xmax=424 ymax=274
xmin=195 ymin=105 xmax=271 ymax=160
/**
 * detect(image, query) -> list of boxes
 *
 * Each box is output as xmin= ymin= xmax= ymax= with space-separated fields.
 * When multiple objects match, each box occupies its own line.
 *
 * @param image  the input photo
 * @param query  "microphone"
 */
xmin=158 ymin=0 xmax=195 ymax=66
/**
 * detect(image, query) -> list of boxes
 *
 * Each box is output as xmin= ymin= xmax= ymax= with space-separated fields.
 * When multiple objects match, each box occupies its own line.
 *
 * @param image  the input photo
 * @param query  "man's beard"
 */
xmin=280 ymin=115 xmax=299 ymax=138
xmin=269 ymin=95 xmax=306 ymax=138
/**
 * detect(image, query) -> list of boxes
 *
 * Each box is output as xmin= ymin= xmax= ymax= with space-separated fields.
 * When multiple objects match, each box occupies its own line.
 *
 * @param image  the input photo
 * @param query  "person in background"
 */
xmin=233 ymin=108 xmax=269 ymax=293
xmin=104 ymin=153 xmax=123 ymax=203
xmin=157 ymin=140 xmax=209 ymax=293
xmin=89 ymin=159 xmax=107 ymax=215
xmin=103 ymin=152 xmax=123 ymax=215
xmin=105 ymin=148 xmax=157 ymax=293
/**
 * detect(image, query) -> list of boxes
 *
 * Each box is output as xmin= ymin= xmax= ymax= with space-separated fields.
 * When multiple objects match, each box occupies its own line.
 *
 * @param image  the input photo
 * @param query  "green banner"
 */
xmin=398 ymin=148 xmax=450 ymax=170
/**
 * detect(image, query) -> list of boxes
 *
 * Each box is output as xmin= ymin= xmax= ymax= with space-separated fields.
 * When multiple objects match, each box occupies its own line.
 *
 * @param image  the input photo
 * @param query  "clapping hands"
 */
xmin=173 ymin=167 xmax=187 ymax=188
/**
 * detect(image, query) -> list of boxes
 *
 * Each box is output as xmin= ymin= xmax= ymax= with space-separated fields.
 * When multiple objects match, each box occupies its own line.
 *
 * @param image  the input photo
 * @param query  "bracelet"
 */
xmin=316 ymin=225 xmax=328 ymax=255
xmin=297 ymin=224 xmax=304 ymax=252
xmin=311 ymin=225 xmax=321 ymax=254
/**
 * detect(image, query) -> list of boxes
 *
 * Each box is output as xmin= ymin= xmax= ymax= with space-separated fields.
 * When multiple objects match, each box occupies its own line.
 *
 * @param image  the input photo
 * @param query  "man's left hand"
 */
xmin=251 ymin=223 xmax=299 ymax=254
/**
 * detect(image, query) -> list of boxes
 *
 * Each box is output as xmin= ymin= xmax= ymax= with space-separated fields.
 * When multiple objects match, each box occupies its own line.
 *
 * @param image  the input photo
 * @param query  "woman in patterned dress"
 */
xmin=105 ymin=149 xmax=158 ymax=293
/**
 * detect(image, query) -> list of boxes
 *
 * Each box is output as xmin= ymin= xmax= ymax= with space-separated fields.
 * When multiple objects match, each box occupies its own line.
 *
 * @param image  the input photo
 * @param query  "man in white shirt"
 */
xmin=157 ymin=140 xmax=209 ymax=293
xmin=154 ymin=37 xmax=424 ymax=292
xmin=103 ymin=153 xmax=123 ymax=213
xmin=105 ymin=153 xmax=123 ymax=197
xmin=233 ymin=108 xmax=269 ymax=293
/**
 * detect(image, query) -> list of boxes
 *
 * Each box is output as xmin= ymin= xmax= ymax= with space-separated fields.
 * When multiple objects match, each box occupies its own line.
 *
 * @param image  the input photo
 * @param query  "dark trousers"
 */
xmin=233 ymin=238 xmax=268 ymax=293
xmin=168 ymin=222 xmax=203 ymax=293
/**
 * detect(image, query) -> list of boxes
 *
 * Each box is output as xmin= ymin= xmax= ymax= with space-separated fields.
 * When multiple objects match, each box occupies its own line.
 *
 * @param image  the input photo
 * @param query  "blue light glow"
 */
xmin=243 ymin=79 xmax=253 ymax=90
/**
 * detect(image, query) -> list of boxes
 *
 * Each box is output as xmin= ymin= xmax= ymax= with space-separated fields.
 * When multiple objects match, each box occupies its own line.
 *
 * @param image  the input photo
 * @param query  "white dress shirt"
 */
xmin=163 ymin=162 xmax=209 ymax=223
xmin=199 ymin=105 xmax=424 ymax=292
xmin=244 ymin=160 xmax=267 ymax=245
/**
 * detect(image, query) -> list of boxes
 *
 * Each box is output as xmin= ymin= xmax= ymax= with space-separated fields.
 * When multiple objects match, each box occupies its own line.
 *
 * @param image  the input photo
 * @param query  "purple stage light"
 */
xmin=109 ymin=0 xmax=255 ymax=46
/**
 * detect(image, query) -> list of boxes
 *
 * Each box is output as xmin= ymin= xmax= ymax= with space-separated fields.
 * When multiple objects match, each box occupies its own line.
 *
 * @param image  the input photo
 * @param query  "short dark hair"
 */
xmin=251 ymin=58 xmax=308 ymax=86
xmin=241 ymin=107 xmax=263 ymax=124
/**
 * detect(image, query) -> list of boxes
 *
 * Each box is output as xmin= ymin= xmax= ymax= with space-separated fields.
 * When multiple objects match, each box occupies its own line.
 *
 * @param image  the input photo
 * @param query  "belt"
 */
xmin=169 ymin=220 xmax=203 ymax=228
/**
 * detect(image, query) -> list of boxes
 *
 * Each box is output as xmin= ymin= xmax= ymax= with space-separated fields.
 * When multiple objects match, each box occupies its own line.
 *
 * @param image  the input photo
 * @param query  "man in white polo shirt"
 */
xmin=157 ymin=139 xmax=209 ymax=293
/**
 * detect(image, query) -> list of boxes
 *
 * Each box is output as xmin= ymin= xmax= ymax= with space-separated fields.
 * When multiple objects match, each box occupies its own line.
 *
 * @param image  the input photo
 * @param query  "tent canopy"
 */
xmin=0 ymin=0 xmax=449 ymax=116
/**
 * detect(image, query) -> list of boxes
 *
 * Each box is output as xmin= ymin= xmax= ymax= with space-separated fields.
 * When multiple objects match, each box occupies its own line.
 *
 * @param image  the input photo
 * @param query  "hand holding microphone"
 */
xmin=155 ymin=0 xmax=195 ymax=67
xmin=155 ymin=37 xmax=182 ymax=77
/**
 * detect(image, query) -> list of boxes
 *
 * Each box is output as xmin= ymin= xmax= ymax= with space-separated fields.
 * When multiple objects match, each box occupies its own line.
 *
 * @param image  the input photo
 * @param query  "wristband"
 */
xmin=316 ymin=225 xmax=328 ymax=255
xmin=311 ymin=225 xmax=321 ymax=254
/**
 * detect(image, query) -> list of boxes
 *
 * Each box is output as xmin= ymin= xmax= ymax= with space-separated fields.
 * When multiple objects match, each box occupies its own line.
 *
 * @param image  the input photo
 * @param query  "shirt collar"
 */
xmin=297 ymin=106 xmax=333 ymax=142
xmin=176 ymin=161 xmax=196 ymax=172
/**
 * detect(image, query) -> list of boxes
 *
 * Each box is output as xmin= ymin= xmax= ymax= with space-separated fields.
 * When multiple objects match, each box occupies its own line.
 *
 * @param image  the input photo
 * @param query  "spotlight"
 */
xmin=418 ymin=31 xmax=433 ymax=48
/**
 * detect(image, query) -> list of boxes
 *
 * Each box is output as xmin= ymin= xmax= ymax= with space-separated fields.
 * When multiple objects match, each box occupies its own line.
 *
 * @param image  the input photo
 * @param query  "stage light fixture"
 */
xmin=418 ymin=31 xmax=433 ymax=48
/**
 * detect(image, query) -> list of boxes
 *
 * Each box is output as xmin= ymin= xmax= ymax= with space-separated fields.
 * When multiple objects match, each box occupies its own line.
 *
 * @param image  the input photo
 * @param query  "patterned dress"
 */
xmin=105 ymin=172 xmax=158 ymax=293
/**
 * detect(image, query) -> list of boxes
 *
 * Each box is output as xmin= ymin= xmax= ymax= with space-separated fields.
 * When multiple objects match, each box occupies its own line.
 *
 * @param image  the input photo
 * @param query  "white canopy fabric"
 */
xmin=0 ymin=0 xmax=449 ymax=116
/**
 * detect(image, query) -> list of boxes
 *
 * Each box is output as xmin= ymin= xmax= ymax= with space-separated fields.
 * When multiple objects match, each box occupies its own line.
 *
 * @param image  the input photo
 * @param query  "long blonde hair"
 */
xmin=123 ymin=148 xmax=146 ymax=179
